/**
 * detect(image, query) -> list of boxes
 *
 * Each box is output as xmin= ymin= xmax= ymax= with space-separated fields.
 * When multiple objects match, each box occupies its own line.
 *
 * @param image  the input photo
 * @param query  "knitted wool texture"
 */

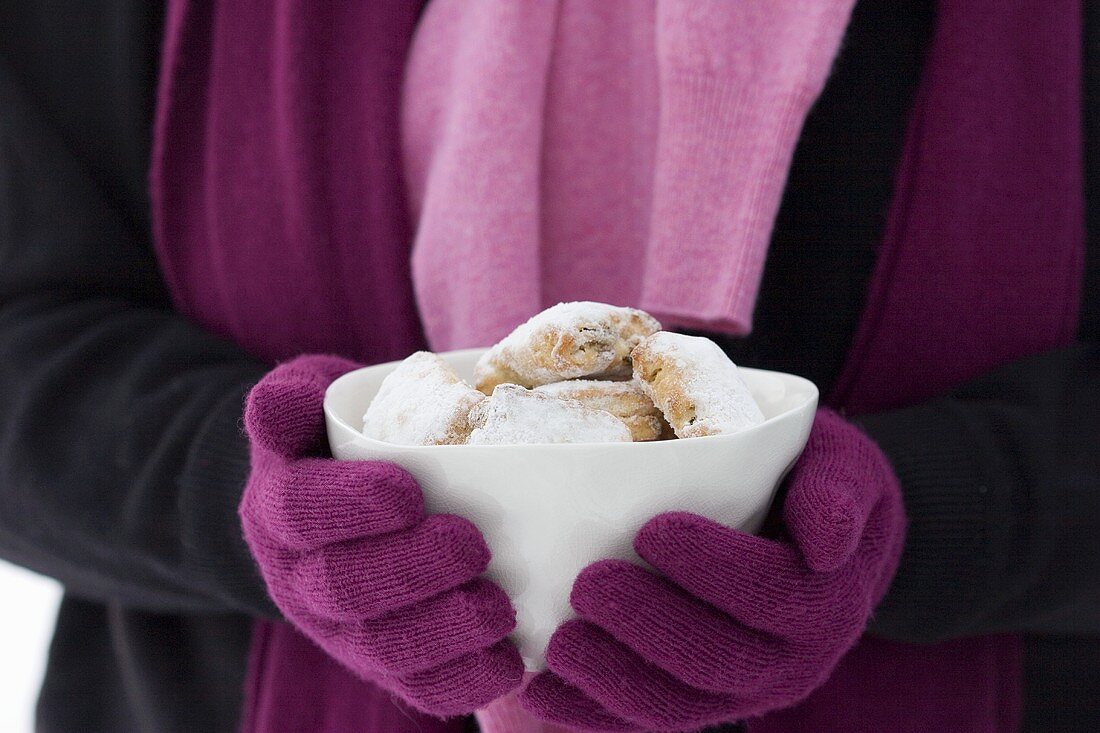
xmin=239 ymin=355 xmax=524 ymax=715
xmin=518 ymin=409 xmax=906 ymax=730
xmin=404 ymin=0 xmax=857 ymax=347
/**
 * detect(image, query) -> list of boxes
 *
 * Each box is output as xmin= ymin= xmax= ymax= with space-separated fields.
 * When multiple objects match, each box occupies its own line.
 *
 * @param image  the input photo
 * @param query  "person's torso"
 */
xmin=7 ymin=0 xmax=1095 ymax=730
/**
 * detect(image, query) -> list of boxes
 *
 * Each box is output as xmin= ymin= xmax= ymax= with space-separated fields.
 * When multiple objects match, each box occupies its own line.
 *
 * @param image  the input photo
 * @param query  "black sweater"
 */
xmin=0 ymin=1 xmax=1096 ymax=732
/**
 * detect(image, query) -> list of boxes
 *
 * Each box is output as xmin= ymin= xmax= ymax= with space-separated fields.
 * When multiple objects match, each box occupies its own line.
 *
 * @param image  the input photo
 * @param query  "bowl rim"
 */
xmin=324 ymin=348 xmax=819 ymax=452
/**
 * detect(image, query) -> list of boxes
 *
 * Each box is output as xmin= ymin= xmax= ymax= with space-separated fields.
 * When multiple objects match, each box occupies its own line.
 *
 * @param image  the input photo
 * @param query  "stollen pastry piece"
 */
xmin=363 ymin=352 xmax=485 ymax=445
xmin=467 ymin=384 xmax=632 ymax=445
xmin=534 ymin=379 xmax=666 ymax=442
xmin=631 ymin=332 xmax=765 ymax=439
xmin=474 ymin=302 xmax=661 ymax=393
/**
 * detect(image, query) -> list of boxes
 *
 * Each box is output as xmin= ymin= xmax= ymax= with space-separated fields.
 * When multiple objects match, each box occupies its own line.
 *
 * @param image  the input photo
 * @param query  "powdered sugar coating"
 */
xmin=534 ymin=379 xmax=665 ymax=441
xmin=363 ymin=352 xmax=485 ymax=445
xmin=467 ymin=384 xmax=632 ymax=445
xmin=631 ymin=332 xmax=765 ymax=438
xmin=474 ymin=302 xmax=661 ymax=393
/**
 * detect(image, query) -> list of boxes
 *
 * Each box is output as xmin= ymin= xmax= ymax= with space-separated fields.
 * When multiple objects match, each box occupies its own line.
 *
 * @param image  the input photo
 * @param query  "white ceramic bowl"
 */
xmin=324 ymin=348 xmax=818 ymax=669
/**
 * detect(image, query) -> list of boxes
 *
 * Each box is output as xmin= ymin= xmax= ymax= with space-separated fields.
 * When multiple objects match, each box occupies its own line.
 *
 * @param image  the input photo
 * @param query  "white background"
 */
xmin=0 ymin=560 xmax=61 ymax=733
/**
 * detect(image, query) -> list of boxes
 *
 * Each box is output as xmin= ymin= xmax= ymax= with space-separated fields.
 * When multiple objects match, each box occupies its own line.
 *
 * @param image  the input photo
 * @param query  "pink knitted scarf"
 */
xmin=403 ymin=0 xmax=856 ymax=350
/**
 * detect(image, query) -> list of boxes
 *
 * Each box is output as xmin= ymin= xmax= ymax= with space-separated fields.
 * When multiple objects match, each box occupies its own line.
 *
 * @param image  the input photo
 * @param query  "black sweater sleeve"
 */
xmin=860 ymin=342 xmax=1100 ymax=640
xmin=0 ymin=55 xmax=275 ymax=616
xmin=862 ymin=1 xmax=1100 ymax=641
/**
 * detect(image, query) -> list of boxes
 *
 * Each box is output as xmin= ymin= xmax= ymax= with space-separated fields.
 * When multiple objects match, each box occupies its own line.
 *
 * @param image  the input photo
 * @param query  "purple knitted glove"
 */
xmin=240 ymin=355 xmax=523 ymax=716
xmin=520 ymin=409 xmax=906 ymax=731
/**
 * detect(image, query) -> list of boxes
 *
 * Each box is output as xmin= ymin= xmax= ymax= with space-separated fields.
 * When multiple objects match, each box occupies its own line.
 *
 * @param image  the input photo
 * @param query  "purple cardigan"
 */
xmin=149 ymin=0 xmax=1083 ymax=731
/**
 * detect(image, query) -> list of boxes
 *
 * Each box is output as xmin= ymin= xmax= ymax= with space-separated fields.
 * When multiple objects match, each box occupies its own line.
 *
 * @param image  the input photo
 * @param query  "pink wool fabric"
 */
xmin=403 ymin=0 xmax=856 ymax=349
xmin=474 ymin=673 xmax=578 ymax=733
xmin=239 ymin=355 xmax=524 ymax=716
xmin=517 ymin=410 xmax=905 ymax=730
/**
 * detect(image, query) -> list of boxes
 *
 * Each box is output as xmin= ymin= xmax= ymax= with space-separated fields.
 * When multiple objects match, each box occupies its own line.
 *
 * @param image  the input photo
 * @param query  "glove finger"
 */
xmin=389 ymin=639 xmax=524 ymax=717
xmin=783 ymin=409 xmax=893 ymax=573
xmin=296 ymin=514 xmax=491 ymax=620
xmin=520 ymin=672 xmax=641 ymax=732
xmin=246 ymin=459 xmax=424 ymax=550
xmin=245 ymin=355 xmax=359 ymax=459
xmin=571 ymin=560 xmax=784 ymax=695
xmin=337 ymin=579 xmax=516 ymax=674
xmin=636 ymin=512 xmax=869 ymax=639
xmin=545 ymin=620 xmax=739 ymax=730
